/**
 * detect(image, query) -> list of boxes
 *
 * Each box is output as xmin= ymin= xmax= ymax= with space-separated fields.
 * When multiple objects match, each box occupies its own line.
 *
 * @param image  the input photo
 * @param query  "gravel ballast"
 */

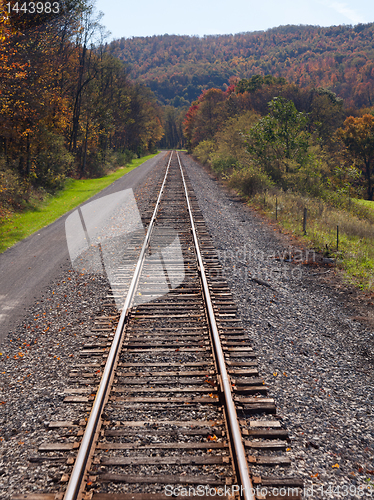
xmin=0 ymin=152 xmax=373 ymax=499
xmin=182 ymin=153 xmax=374 ymax=499
xmin=0 ymin=156 xmax=168 ymax=499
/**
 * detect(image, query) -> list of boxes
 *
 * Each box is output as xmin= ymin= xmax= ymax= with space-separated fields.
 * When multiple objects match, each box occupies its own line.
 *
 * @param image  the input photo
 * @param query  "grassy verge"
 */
xmin=354 ymin=198 xmax=374 ymax=212
xmin=247 ymin=190 xmax=374 ymax=290
xmin=0 ymin=153 xmax=158 ymax=254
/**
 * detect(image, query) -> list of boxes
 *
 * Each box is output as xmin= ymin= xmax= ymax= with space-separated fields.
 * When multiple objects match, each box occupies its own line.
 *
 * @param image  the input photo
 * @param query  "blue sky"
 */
xmin=94 ymin=0 xmax=374 ymax=41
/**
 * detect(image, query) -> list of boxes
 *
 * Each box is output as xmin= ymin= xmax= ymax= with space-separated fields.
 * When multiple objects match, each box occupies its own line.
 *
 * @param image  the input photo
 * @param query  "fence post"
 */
xmin=303 ymin=208 xmax=307 ymax=235
xmin=275 ymin=197 xmax=278 ymax=220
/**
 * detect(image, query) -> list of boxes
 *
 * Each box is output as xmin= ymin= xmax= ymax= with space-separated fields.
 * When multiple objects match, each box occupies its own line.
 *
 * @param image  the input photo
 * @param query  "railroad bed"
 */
xmin=14 ymin=152 xmax=303 ymax=500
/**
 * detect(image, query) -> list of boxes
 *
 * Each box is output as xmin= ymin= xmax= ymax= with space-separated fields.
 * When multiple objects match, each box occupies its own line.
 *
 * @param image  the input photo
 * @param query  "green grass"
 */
xmin=354 ymin=198 xmax=374 ymax=211
xmin=0 ymin=153 xmax=158 ymax=253
xmin=248 ymin=191 xmax=374 ymax=290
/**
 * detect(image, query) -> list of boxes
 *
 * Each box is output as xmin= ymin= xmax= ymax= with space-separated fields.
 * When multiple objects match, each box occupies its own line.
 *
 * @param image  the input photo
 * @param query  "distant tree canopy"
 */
xmin=236 ymin=75 xmax=287 ymax=94
xmin=108 ymin=24 xmax=374 ymax=108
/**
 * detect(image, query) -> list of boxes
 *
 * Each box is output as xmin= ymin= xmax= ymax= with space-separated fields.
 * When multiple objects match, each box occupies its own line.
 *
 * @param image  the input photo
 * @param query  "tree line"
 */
xmin=184 ymin=76 xmax=374 ymax=201
xmin=0 ymin=0 xmax=163 ymax=219
xmin=108 ymin=24 xmax=374 ymax=109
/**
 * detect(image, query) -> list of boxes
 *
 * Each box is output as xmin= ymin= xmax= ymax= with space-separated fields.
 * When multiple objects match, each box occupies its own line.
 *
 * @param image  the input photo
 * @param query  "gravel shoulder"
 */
xmin=0 ymin=152 xmax=167 ymax=345
xmin=0 ymin=155 xmax=168 ymax=499
xmin=0 ymin=152 xmax=373 ymax=499
xmin=182 ymin=153 xmax=374 ymax=499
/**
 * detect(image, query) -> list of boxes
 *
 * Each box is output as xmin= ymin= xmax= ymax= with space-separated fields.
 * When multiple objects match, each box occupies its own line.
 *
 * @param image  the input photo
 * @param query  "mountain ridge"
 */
xmin=108 ymin=23 xmax=374 ymax=108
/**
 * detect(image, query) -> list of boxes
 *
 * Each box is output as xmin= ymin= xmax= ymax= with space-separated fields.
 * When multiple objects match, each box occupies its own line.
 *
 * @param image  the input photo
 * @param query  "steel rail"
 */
xmin=64 ymin=151 xmax=174 ymax=500
xmin=177 ymin=152 xmax=256 ymax=500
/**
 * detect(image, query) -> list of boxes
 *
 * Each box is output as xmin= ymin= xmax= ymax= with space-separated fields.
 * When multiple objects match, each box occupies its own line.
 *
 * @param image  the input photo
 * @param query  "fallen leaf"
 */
xmin=207 ymin=435 xmax=217 ymax=441
xmin=332 ymin=464 xmax=340 ymax=468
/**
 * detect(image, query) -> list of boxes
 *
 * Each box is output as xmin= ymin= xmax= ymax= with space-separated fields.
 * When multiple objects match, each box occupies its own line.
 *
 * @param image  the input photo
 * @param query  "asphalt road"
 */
xmin=0 ymin=152 xmax=167 ymax=345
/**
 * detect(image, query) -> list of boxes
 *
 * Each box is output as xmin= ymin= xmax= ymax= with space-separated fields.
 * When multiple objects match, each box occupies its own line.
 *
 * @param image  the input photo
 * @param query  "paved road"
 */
xmin=0 ymin=152 xmax=166 ymax=345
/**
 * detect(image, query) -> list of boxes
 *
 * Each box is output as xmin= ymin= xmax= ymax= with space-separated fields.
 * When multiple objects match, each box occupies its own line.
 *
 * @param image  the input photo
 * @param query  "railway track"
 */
xmin=15 ymin=152 xmax=303 ymax=500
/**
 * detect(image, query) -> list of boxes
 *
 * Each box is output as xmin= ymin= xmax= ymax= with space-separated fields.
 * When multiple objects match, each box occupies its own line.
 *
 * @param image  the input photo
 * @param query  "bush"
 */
xmin=282 ymin=161 xmax=326 ymax=197
xmin=33 ymin=133 xmax=74 ymax=190
xmin=114 ymin=149 xmax=135 ymax=166
xmin=82 ymin=149 xmax=111 ymax=178
xmin=192 ymin=140 xmax=216 ymax=165
xmin=213 ymin=111 xmax=260 ymax=167
xmin=83 ymin=149 xmax=136 ymax=178
xmin=0 ymin=159 xmax=27 ymax=219
xmin=229 ymin=166 xmax=274 ymax=196
xmin=210 ymin=154 xmax=239 ymax=174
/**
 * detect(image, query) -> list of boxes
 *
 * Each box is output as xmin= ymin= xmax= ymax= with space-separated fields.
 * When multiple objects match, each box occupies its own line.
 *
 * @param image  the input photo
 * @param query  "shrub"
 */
xmin=82 ymin=151 xmax=107 ymax=178
xmin=229 ymin=166 xmax=274 ymax=196
xmin=113 ymin=149 xmax=135 ymax=166
xmin=0 ymin=159 xmax=27 ymax=219
xmin=210 ymin=154 xmax=239 ymax=174
xmin=33 ymin=133 xmax=74 ymax=190
xmin=192 ymin=140 xmax=216 ymax=165
xmin=215 ymin=112 xmax=259 ymax=153
xmin=123 ymin=149 xmax=135 ymax=164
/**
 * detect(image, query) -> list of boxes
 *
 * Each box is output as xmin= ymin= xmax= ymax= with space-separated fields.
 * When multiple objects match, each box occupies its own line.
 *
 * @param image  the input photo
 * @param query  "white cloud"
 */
xmin=329 ymin=2 xmax=365 ymax=24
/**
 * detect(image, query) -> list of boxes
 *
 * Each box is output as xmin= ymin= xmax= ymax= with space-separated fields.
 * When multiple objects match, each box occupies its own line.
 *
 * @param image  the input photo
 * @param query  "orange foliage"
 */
xmin=108 ymin=24 xmax=374 ymax=108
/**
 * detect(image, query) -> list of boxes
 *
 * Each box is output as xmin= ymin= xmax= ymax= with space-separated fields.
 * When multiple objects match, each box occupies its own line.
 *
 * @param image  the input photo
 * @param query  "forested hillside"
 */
xmin=183 ymin=75 xmax=374 ymax=287
xmin=0 ymin=0 xmax=163 ymax=220
xmin=109 ymin=24 xmax=374 ymax=109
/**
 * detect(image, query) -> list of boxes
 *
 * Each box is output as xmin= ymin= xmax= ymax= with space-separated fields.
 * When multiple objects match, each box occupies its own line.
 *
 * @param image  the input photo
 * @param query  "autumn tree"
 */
xmin=0 ymin=0 xmax=165 ymax=218
xmin=338 ymin=114 xmax=374 ymax=200
xmin=183 ymin=89 xmax=226 ymax=150
xmin=247 ymin=97 xmax=310 ymax=181
xmin=0 ymin=0 xmax=83 ymax=185
xmin=305 ymin=87 xmax=344 ymax=144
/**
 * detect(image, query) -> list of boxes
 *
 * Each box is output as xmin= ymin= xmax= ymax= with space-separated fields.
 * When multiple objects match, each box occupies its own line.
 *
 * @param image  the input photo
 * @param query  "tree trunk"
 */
xmin=81 ymin=116 xmax=89 ymax=177
xmin=26 ymin=133 xmax=30 ymax=176
xmin=366 ymin=159 xmax=373 ymax=200
xmin=69 ymin=43 xmax=87 ymax=153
